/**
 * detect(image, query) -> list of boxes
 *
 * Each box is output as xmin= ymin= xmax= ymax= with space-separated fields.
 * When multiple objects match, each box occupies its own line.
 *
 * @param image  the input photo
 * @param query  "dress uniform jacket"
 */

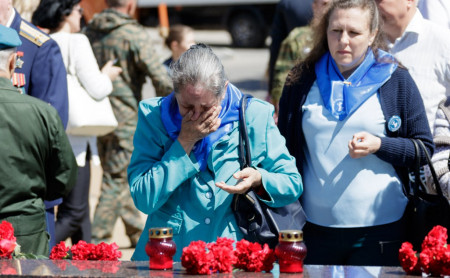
xmin=10 ymin=10 xmax=69 ymax=128
xmin=128 ymin=96 xmax=303 ymax=261
xmin=0 ymin=77 xmax=77 ymax=255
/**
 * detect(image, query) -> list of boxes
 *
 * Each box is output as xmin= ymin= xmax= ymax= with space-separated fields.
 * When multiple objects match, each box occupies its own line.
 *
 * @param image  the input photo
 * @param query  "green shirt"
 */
xmin=271 ymin=26 xmax=313 ymax=104
xmin=0 ymin=77 xmax=77 ymax=220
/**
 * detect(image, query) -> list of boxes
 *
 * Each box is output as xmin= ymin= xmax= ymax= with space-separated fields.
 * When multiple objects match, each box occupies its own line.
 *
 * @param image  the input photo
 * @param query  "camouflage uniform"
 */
xmin=84 ymin=9 xmax=173 ymax=245
xmin=271 ymin=26 xmax=313 ymax=105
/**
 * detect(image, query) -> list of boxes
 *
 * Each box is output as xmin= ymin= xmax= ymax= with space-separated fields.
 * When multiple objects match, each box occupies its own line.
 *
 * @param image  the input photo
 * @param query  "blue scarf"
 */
xmin=160 ymin=83 xmax=246 ymax=170
xmin=315 ymin=48 xmax=398 ymax=120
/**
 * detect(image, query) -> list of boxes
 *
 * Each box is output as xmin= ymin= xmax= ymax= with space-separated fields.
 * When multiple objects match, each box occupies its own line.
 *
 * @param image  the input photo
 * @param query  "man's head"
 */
xmin=375 ymin=0 xmax=417 ymax=41
xmin=0 ymin=0 xmax=13 ymax=25
xmin=106 ymin=0 xmax=136 ymax=16
xmin=0 ymin=24 xmax=21 ymax=78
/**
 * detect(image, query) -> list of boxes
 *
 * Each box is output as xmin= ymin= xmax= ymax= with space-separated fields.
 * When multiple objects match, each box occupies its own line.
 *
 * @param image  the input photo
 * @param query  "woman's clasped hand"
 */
xmin=348 ymin=131 xmax=382 ymax=159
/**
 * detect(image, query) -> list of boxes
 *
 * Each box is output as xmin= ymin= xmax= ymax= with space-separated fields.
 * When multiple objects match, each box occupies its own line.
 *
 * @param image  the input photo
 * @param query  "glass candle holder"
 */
xmin=274 ymin=230 xmax=307 ymax=273
xmin=145 ymin=227 xmax=176 ymax=270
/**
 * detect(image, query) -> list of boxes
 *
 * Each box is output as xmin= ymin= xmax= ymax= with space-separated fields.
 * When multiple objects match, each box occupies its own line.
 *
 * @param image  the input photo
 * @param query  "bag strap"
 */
xmin=416 ymin=139 xmax=445 ymax=197
xmin=411 ymin=139 xmax=445 ymax=197
xmin=439 ymin=99 xmax=450 ymax=123
xmin=410 ymin=139 xmax=426 ymax=193
xmin=238 ymin=94 xmax=251 ymax=170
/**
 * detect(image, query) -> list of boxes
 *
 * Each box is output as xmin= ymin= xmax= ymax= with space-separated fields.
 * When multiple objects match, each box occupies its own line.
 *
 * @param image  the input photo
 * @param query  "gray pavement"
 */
xmin=88 ymin=27 xmax=271 ymax=261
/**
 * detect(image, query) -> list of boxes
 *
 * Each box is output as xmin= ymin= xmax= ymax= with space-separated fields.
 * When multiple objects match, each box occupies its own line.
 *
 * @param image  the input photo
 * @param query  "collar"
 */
xmin=6 ymin=9 xmax=15 ymax=27
xmin=404 ymin=9 xmax=424 ymax=36
xmin=388 ymin=9 xmax=424 ymax=49
xmin=0 ymin=76 xmax=19 ymax=91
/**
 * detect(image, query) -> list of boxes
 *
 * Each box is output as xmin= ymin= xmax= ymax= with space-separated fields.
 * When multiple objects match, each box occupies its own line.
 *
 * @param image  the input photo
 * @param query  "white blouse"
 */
xmin=51 ymin=32 xmax=113 ymax=166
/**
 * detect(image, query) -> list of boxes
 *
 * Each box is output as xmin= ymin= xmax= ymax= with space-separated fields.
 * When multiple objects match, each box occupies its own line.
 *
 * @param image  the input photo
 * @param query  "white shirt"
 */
xmin=51 ymin=32 xmax=113 ymax=166
xmin=387 ymin=10 xmax=450 ymax=132
xmin=418 ymin=0 xmax=450 ymax=29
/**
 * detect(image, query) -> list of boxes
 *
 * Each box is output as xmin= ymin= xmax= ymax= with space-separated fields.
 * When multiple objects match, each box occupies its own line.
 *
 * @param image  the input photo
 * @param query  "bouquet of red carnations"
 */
xmin=50 ymin=240 xmax=122 ymax=261
xmin=50 ymin=241 xmax=122 ymax=273
xmin=181 ymin=237 xmax=276 ymax=275
xmin=399 ymin=225 xmax=450 ymax=276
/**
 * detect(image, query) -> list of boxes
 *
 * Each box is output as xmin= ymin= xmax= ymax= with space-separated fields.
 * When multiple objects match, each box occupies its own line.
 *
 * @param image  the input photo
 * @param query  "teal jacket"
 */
xmin=128 ymin=97 xmax=303 ymax=261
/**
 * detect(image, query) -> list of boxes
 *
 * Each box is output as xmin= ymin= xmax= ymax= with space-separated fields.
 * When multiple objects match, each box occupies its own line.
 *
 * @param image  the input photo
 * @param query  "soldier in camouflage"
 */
xmin=84 ymin=0 xmax=173 ymax=246
xmin=271 ymin=26 xmax=313 ymax=112
xmin=271 ymin=0 xmax=331 ymax=119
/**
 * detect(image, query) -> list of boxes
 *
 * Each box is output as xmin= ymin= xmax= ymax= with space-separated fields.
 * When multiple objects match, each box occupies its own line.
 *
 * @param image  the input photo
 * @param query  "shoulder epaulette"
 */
xmin=19 ymin=21 xmax=50 ymax=47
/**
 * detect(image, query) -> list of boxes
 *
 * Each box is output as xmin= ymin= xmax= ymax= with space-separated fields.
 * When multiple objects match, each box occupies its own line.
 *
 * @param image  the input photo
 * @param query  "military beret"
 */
xmin=0 ymin=24 xmax=22 ymax=50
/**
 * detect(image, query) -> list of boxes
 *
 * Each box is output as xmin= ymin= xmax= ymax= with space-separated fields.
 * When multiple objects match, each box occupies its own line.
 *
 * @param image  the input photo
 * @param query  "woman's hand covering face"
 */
xmin=177 ymin=105 xmax=222 ymax=154
xmin=176 ymin=84 xmax=224 ymax=154
xmin=181 ymin=105 xmax=222 ymax=141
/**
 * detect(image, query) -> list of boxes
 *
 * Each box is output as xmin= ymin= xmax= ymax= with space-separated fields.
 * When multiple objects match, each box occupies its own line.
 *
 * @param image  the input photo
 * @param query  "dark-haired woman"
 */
xmin=32 ymin=0 xmax=121 ymax=244
xmin=278 ymin=0 xmax=433 ymax=266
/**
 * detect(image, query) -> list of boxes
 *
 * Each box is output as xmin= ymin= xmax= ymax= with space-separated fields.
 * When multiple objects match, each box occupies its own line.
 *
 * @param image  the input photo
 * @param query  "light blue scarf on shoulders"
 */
xmin=160 ymin=83 xmax=247 ymax=170
xmin=315 ymin=48 xmax=398 ymax=121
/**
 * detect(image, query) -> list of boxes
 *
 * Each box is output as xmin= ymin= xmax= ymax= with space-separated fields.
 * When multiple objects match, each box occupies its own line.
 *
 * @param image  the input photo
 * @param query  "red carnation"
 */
xmin=93 ymin=242 xmax=122 ymax=261
xmin=181 ymin=240 xmax=214 ymax=275
xmin=207 ymin=237 xmax=236 ymax=273
xmin=0 ymin=221 xmax=16 ymax=241
xmin=71 ymin=240 xmax=96 ymax=260
xmin=0 ymin=221 xmax=17 ymax=259
xmin=398 ymin=242 xmax=420 ymax=275
xmin=400 ymin=225 xmax=450 ymax=276
xmin=441 ymin=246 xmax=450 ymax=276
xmin=422 ymin=225 xmax=448 ymax=253
xmin=49 ymin=241 xmax=70 ymax=260
xmin=234 ymin=239 xmax=275 ymax=272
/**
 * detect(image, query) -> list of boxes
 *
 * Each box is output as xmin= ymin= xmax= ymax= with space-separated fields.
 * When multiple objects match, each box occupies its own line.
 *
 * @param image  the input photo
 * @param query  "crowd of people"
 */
xmin=0 ymin=0 xmax=449 ymax=268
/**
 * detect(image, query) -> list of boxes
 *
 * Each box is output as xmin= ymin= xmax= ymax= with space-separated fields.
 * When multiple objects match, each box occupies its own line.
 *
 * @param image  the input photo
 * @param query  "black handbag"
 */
xmin=404 ymin=139 xmax=450 ymax=248
xmin=231 ymin=94 xmax=306 ymax=249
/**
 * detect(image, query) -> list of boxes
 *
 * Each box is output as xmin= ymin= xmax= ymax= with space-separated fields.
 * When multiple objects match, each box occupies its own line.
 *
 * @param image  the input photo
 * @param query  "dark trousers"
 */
xmin=55 ymin=155 xmax=91 ymax=244
xmin=303 ymin=217 xmax=406 ymax=266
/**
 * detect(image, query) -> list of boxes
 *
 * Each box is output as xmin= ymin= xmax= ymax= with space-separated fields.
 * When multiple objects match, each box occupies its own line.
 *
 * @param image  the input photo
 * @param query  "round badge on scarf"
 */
xmin=388 ymin=115 xmax=402 ymax=132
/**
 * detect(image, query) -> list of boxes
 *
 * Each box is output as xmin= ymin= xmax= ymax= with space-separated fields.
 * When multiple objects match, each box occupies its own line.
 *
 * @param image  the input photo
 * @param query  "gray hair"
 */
xmin=0 ymin=48 xmax=15 ymax=72
xmin=105 ymin=0 xmax=129 ymax=8
xmin=170 ymin=44 xmax=227 ymax=97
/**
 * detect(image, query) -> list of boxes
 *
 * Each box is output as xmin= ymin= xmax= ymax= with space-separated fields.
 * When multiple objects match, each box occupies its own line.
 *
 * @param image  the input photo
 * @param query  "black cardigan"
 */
xmin=278 ymin=66 xmax=434 ymax=187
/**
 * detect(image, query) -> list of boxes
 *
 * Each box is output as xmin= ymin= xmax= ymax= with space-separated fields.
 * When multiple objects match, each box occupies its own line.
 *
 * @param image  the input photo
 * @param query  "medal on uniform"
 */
xmin=15 ymin=51 xmax=24 ymax=69
xmin=12 ymin=73 xmax=26 ymax=94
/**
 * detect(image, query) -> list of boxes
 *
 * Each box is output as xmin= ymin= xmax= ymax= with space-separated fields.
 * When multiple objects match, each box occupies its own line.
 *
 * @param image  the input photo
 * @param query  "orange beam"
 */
xmin=158 ymin=3 xmax=169 ymax=38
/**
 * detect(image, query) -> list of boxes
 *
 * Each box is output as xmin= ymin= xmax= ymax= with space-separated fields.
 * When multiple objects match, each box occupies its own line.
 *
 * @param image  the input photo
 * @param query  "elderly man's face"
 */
xmin=0 ymin=0 xmax=12 ymax=25
xmin=176 ymin=84 xmax=222 ymax=118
